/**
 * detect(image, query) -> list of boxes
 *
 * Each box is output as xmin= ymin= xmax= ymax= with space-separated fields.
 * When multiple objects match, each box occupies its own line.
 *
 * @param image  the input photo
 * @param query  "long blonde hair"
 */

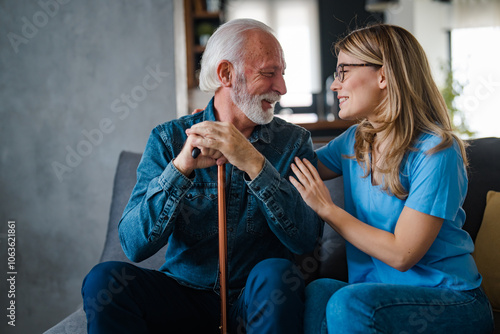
xmin=334 ymin=24 xmax=468 ymax=199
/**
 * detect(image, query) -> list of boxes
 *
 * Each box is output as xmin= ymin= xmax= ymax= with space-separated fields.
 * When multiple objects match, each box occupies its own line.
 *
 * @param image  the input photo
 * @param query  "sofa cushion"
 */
xmin=317 ymin=177 xmax=348 ymax=282
xmin=473 ymin=190 xmax=500 ymax=311
xmin=100 ymin=151 xmax=167 ymax=269
xmin=463 ymin=137 xmax=500 ymax=241
xmin=44 ymin=308 xmax=86 ymax=334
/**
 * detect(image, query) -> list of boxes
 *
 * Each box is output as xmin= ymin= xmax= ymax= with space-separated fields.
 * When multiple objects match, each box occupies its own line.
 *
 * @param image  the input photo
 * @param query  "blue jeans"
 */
xmin=304 ymin=278 xmax=494 ymax=334
xmin=82 ymin=258 xmax=304 ymax=334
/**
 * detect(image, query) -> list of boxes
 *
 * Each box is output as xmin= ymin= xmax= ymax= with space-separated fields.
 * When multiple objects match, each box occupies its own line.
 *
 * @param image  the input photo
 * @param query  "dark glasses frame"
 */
xmin=334 ymin=63 xmax=380 ymax=82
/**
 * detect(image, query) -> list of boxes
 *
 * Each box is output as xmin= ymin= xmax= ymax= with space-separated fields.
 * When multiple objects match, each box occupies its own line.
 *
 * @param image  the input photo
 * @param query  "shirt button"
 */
xmin=186 ymin=194 xmax=192 ymax=199
xmin=228 ymin=227 xmax=234 ymax=232
xmin=209 ymin=194 xmax=216 ymax=200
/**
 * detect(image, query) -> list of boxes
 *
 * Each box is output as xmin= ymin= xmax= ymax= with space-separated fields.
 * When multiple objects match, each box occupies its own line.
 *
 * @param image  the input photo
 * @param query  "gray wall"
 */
xmin=0 ymin=0 xmax=179 ymax=332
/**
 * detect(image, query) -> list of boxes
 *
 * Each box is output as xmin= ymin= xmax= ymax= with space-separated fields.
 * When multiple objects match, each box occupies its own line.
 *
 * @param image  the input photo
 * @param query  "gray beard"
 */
xmin=231 ymin=74 xmax=279 ymax=125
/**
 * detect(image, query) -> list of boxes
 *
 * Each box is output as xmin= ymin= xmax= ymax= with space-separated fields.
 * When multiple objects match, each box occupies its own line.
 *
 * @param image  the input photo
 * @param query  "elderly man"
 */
xmin=82 ymin=18 xmax=323 ymax=334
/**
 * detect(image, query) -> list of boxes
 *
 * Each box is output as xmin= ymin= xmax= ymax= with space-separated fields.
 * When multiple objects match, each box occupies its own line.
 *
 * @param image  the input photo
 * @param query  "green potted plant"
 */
xmin=441 ymin=63 xmax=475 ymax=138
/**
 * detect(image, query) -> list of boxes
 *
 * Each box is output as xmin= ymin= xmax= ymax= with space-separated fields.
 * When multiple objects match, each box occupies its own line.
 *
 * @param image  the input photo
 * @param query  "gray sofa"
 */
xmin=45 ymin=137 xmax=500 ymax=333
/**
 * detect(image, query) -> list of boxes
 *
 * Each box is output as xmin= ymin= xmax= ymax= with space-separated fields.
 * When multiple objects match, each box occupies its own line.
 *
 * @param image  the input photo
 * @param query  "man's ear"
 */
xmin=217 ymin=60 xmax=233 ymax=87
xmin=378 ymin=66 xmax=387 ymax=90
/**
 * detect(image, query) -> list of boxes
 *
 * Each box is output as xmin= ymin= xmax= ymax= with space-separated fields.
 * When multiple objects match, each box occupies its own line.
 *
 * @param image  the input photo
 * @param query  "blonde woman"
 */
xmin=290 ymin=24 xmax=494 ymax=333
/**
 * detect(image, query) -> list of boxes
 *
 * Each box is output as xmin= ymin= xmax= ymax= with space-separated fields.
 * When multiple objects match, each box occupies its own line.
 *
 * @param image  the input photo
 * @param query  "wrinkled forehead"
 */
xmin=242 ymin=30 xmax=286 ymax=70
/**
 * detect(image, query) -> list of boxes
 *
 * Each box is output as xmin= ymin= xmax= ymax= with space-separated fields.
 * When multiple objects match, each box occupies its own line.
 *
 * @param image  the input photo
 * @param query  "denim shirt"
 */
xmin=118 ymin=98 xmax=323 ymax=299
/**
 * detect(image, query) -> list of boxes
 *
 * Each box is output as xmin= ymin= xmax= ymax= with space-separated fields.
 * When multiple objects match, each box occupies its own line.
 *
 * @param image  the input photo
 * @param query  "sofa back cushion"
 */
xmin=463 ymin=137 xmax=500 ymax=241
xmin=100 ymin=151 xmax=167 ymax=269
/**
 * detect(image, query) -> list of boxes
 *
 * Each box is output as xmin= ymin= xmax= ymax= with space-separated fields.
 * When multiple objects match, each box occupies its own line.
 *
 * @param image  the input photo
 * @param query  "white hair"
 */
xmin=198 ymin=18 xmax=275 ymax=93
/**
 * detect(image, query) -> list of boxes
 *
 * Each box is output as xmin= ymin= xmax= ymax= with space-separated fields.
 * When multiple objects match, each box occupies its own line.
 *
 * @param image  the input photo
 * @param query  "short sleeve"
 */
xmin=404 ymin=137 xmax=468 ymax=221
xmin=317 ymin=125 xmax=358 ymax=175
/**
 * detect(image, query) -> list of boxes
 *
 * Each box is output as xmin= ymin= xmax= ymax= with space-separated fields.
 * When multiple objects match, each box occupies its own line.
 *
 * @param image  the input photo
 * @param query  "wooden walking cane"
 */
xmin=192 ymin=148 xmax=228 ymax=333
xmin=218 ymin=164 xmax=228 ymax=334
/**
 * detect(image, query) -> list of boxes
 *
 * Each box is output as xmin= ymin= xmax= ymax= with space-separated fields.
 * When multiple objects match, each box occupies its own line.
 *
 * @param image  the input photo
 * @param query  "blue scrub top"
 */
xmin=317 ymin=125 xmax=481 ymax=291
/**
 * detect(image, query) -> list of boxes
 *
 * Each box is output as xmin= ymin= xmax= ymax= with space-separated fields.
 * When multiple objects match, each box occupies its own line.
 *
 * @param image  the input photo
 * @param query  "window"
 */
xmin=226 ymin=0 xmax=321 ymax=115
xmin=451 ymin=27 xmax=500 ymax=138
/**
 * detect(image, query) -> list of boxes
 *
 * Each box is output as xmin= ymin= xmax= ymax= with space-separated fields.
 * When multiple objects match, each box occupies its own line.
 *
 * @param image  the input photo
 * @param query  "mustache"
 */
xmin=259 ymin=92 xmax=281 ymax=104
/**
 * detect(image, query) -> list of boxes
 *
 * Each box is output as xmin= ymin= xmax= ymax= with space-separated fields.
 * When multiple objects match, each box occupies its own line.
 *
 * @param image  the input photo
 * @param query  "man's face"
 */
xmin=230 ymin=71 xmax=280 ymax=125
xmin=230 ymin=31 xmax=287 ymax=125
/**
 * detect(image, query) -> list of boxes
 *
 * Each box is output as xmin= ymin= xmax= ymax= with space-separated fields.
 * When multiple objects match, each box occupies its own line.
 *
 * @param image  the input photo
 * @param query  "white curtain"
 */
xmin=452 ymin=0 xmax=500 ymax=28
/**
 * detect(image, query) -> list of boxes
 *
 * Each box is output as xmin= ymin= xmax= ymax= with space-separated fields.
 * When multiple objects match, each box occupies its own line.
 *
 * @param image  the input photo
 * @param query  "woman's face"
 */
xmin=330 ymin=51 xmax=387 ymax=123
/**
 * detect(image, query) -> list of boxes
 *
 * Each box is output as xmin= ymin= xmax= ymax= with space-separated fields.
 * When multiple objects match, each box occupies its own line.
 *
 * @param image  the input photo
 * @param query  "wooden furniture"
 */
xmin=184 ymin=0 xmax=224 ymax=88
xmin=298 ymin=120 xmax=356 ymax=143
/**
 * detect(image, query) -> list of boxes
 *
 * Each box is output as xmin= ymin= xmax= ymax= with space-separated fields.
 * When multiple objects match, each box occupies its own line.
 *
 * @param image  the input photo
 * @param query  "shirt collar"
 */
xmin=203 ymin=97 xmax=272 ymax=144
xmin=203 ymin=98 xmax=218 ymax=122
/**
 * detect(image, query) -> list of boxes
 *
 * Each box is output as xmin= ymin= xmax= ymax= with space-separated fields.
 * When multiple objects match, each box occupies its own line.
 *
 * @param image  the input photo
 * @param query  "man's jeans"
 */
xmin=82 ymin=258 xmax=304 ymax=334
xmin=304 ymin=278 xmax=494 ymax=333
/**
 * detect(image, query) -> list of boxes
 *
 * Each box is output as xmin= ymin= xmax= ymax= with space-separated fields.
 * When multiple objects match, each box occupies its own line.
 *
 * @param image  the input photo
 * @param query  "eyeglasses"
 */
xmin=333 ymin=63 xmax=379 ymax=83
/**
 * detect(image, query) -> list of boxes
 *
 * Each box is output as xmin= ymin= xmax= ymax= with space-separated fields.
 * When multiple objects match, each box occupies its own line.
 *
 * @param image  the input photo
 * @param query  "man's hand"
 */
xmin=172 ymin=132 xmax=223 ymax=177
xmin=185 ymin=121 xmax=265 ymax=179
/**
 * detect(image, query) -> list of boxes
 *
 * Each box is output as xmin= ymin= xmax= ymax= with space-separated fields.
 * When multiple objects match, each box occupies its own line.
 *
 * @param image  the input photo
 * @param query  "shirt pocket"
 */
xmin=176 ymin=183 xmax=218 ymax=242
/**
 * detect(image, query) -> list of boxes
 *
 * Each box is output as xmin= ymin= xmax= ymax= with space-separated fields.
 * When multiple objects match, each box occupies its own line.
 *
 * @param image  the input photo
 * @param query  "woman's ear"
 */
xmin=217 ymin=60 xmax=233 ymax=87
xmin=378 ymin=66 xmax=387 ymax=90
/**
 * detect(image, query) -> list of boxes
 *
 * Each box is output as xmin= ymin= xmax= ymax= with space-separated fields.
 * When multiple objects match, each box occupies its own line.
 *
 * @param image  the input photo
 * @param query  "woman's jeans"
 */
xmin=304 ymin=278 xmax=494 ymax=334
xmin=82 ymin=258 xmax=304 ymax=334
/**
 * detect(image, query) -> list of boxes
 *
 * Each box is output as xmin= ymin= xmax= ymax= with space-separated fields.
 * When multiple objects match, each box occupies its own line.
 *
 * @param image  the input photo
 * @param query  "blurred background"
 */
xmin=1 ymin=0 xmax=499 ymax=332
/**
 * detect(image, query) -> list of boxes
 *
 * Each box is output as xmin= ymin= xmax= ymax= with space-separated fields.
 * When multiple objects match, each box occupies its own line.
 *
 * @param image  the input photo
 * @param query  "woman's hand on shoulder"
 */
xmin=289 ymin=157 xmax=336 ymax=218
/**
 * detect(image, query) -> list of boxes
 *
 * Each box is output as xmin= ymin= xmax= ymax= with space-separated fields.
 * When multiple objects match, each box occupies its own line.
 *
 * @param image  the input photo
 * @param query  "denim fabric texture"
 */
xmin=82 ymin=258 xmax=305 ymax=334
xmin=118 ymin=98 xmax=323 ymax=300
xmin=304 ymin=278 xmax=494 ymax=334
